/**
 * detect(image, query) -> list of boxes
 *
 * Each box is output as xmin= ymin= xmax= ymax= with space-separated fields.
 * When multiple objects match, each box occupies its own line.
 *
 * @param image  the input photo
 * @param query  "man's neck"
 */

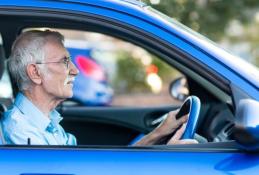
xmin=23 ymin=88 xmax=63 ymax=117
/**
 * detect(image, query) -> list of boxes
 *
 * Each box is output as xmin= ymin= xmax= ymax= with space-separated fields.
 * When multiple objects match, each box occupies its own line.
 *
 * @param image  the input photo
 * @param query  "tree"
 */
xmin=144 ymin=0 xmax=259 ymax=66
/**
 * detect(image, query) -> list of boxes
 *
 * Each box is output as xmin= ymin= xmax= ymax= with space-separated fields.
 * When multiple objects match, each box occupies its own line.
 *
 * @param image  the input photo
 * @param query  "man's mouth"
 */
xmin=64 ymin=76 xmax=75 ymax=85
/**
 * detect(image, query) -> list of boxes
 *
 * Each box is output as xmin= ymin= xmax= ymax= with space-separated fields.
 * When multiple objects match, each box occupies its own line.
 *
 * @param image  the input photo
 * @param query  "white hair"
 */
xmin=8 ymin=30 xmax=64 ymax=91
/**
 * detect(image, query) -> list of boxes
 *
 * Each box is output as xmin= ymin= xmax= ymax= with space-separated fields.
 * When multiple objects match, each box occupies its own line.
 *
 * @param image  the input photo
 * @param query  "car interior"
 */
xmin=0 ymin=11 xmax=236 ymax=147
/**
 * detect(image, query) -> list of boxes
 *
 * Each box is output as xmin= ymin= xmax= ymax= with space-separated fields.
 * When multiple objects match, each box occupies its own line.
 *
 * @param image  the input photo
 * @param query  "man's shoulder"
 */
xmin=3 ymin=105 xmax=25 ymax=128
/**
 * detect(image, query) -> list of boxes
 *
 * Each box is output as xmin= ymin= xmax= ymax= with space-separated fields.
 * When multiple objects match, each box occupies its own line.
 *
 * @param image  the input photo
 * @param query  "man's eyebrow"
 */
xmin=57 ymin=56 xmax=68 ymax=61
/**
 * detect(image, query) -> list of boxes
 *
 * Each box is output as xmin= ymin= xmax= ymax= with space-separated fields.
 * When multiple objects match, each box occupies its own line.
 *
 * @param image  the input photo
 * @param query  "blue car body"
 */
xmin=0 ymin=0 xmax=258 ymax=174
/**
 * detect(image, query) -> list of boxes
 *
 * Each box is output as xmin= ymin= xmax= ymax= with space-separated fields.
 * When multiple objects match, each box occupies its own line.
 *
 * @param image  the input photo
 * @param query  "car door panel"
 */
xmin=59 ymin=106 xmax=178 ymax=145
xmin=0 ymin=143 xmax=258 ymax=175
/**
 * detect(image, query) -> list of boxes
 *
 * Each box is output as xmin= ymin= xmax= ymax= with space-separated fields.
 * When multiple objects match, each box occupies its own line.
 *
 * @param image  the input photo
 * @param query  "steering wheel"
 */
xmin=129 ymin=96 xmax=201 ymax=145
xmin=176 ymin=96 xmax=201 ymax=139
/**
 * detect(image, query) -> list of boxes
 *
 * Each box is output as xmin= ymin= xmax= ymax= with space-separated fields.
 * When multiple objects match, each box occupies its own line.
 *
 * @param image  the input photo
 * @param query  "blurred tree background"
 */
xmin=143 ymin=0 xmax=259 ymax=67
xmin=86 ymin=1 xmax=259 ymax=105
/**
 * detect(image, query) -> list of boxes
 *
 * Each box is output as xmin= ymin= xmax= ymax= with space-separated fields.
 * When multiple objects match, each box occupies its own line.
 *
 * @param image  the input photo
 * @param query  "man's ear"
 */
xmin=26 ymin=64 xmax=42 ymax=85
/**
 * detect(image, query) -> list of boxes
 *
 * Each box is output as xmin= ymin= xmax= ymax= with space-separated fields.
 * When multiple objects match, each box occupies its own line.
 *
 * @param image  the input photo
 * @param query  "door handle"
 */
xmin=150 ymin=113 xmax=168 ymax=126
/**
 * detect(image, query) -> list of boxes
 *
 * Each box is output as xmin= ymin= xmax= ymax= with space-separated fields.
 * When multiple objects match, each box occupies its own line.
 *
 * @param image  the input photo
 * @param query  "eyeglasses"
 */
xmin=36 ymin=56 xmax=71 ymax=69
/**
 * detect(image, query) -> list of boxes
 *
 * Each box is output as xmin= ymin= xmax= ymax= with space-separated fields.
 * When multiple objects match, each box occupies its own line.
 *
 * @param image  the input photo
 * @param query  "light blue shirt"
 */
xmin=2 ymin=93 xmax=77 ymax=145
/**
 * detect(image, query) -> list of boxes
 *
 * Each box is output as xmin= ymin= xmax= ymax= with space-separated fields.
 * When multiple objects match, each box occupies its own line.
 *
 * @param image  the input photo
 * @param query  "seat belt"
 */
xmin=0 ymin=121 xmax=5 ymax=144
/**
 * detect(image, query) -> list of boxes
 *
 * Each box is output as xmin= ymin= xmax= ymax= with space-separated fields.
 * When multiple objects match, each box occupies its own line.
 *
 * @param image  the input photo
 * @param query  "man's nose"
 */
xmin=69 ymin=61 xmax=79 ymax=76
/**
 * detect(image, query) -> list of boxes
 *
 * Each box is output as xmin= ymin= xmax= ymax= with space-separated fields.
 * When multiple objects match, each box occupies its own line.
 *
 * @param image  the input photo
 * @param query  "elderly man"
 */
xmin=2 ymin=30 xmax=194 ymax=145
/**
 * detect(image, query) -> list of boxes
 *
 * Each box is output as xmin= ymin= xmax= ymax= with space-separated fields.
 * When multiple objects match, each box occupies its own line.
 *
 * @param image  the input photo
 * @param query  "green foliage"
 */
xmin=113 ymin=51 xmax=149 ymax=94
xmin=151 ymin=56 xmax=181 ymax=81
xmin=111 ymin=0 xmax=259 ymax=94
xmin=143 ymin=0 xmax=256 ymax=40
xmin=143 ymin=0 xmax=259 ymax=67
xmin=112 ymin=51 xmax=182 ymax=94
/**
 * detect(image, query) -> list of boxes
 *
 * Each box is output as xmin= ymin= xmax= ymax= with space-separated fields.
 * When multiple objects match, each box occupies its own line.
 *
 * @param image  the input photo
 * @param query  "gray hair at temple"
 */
xmin=8 ymin=30 xmax=64 ymax=91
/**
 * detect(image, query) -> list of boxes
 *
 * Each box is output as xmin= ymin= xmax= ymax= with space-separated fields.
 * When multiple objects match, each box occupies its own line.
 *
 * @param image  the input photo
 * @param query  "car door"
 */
xmin=1 ymin=143 xmax=259 ymax=175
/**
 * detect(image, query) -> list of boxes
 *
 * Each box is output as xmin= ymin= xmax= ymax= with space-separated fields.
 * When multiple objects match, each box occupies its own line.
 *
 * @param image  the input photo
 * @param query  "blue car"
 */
xmin=0 ymin=0 xmax=258 ymax=174
xmin=67 ymin=47 xmax=113 ymax=106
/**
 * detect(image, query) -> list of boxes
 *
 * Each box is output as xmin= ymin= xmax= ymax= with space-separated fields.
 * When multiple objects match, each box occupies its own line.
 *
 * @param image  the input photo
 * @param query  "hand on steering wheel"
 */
xmin=133 ymin=96 xmax=200 ymax=145
xmin=152 ymin=96 xmax=201 ymax=144
xmin=176 ymin=96 xmax=201 ymax=139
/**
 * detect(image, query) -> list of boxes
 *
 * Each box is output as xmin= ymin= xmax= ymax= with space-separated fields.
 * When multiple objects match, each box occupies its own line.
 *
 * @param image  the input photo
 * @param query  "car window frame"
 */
xmin=0 ymin=6 xmax=238 ymax=151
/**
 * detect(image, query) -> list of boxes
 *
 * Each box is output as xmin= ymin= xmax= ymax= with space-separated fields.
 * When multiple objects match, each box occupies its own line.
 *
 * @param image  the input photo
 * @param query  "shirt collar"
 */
xmin=14 ymin=92 xmax=63 ymax=132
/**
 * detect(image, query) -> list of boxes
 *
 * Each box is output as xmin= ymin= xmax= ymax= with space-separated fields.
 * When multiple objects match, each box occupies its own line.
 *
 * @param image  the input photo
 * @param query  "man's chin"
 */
xmin=59 ymin=91 xmax=73 ymax=99
xmin=64 ymin=86 xmax=74 ymax=97
xmin=66 ymin=92 xmax=73 ymax=98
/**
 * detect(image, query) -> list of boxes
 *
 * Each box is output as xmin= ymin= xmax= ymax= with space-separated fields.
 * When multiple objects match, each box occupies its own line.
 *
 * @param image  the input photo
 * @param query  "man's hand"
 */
xmin=155 ymin=110 xmax=188 ymax=137
xmin=134 ymin=110 xmax=198 ymax=146
xmin=166 ymin=123 xmax=198 ymax=144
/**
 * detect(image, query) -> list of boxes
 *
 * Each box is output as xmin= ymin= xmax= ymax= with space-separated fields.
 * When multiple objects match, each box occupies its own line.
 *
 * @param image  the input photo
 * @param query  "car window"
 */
xmin=0 ymin=33 xmax=13 ymax=99
xmin=26 ymin=28 xmax=183 ymax=107
xmin=0 ymin=67 xmax=13 ymax=99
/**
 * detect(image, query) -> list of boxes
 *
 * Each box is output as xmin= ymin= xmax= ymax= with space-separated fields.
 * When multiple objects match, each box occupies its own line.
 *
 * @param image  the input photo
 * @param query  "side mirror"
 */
xmin=234 ymin=99 xmax=259 ymax=150
xmin=169 ymin=76 xmax=189 ymax=101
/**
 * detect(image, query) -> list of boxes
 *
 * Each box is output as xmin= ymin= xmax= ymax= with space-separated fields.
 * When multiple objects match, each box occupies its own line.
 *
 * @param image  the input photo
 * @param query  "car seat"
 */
xmin=0 ymin=103 xmax=6 ymax=144
xmin=0 ymin=44 xmax=6 ymax=144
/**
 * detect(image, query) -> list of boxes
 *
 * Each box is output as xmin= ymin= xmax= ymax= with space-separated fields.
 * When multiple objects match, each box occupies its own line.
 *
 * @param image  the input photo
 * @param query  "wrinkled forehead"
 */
xmin=43 ymin=39 xmax=69 ymax=61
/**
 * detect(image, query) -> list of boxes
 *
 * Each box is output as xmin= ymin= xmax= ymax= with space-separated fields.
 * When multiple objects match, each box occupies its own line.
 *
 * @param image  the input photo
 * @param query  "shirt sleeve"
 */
xmin=57 ymin=124 xmax=77 ymax=145
xmin=65 ymin=132 xmax=77 ymax=145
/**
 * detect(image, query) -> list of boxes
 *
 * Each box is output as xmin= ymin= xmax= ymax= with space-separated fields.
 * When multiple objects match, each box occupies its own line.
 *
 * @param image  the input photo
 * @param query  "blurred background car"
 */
xmin=67 ymin=47 xmax=113 ymax=106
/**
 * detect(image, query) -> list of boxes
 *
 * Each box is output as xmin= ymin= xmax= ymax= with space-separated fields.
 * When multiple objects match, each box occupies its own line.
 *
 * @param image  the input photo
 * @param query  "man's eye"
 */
xmin=63 ymin=57 xmax=69 ymax=63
